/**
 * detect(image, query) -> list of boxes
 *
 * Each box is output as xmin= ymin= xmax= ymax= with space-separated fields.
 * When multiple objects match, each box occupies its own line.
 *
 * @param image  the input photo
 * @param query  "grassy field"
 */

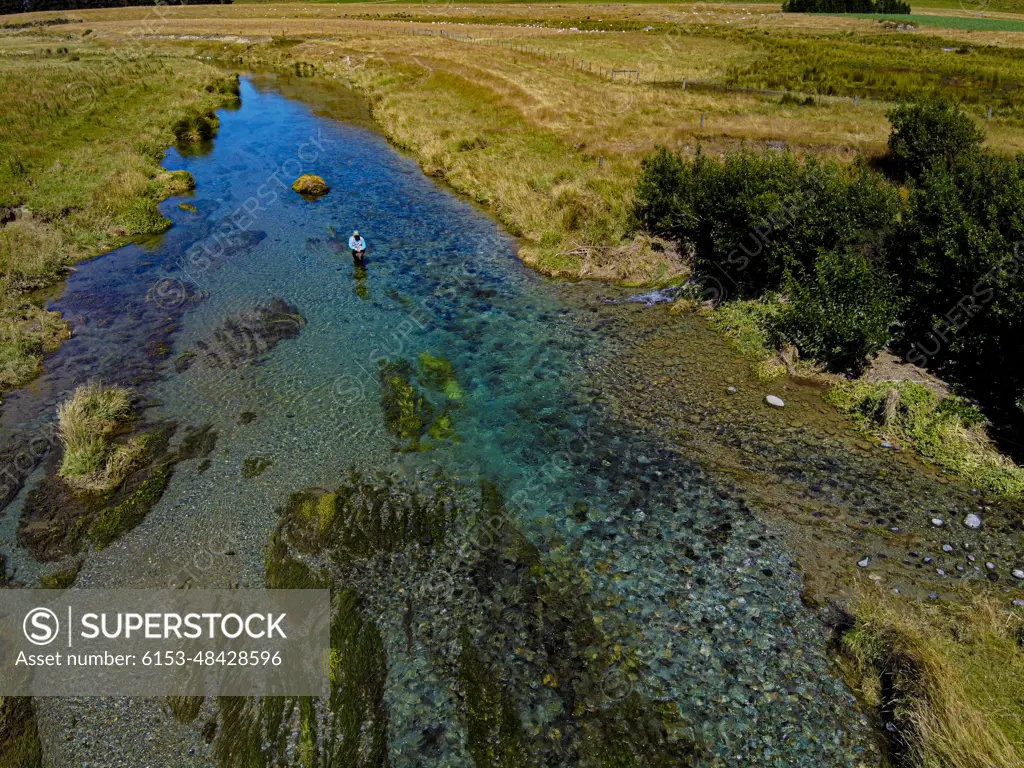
xmin=0 ymin=34 xmax=236 ymax=397
xmin=842 ymin=11 xmax=1024 ymax=30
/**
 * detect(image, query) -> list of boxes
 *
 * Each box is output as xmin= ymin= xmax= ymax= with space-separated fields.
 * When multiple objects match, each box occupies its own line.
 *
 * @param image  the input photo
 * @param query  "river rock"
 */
xmin=291 ymin=174 xmax=329 ymax=197
xmin=765 ymin=395 xmax=784 ymax=408
xmin=1012 ymin=569 xmax=1024 ymax=580
xmin=857 ymin=557 xmax=869 ymax=568
xmin=942 ymin=544 xmax=953 ymax=553
xmin=931 ymin=518 xmax=944 ymax=527
xmin=964 ymin=514 xmax=982 ymax=529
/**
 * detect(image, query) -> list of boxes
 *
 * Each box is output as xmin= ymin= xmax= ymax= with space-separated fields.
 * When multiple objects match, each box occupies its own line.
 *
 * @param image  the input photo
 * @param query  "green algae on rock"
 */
xmin=0 ymin=697 xmax=42 ymax=768
xmin=88 ymin=464 xmax=171 ymax=550
xmin=241 ymin=456 xmax=273 ymax=479
xmin=239 ymin=470 xmax=700 ymax=767
xmin=38 ymin=562 xmax=80 ymax=589
xmin=378 ymin=353 xmax=463 ymax=451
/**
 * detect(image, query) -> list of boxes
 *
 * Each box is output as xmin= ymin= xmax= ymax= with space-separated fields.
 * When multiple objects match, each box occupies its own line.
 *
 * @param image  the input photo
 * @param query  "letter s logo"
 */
xmin=23 ymin=607 xmax=59 ymax=646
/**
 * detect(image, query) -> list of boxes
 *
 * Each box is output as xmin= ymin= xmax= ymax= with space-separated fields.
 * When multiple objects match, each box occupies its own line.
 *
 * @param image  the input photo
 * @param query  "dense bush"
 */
xmin=633 ymin=146 xmax=899 ymax=298
xmin=774 ymin=249 xmax=898 ymax=372
xmin=887 ymin=98 xmax=985 ymax=180
xmin=889 ymin=147 xmax=1024 ymax=415
xmin=782 ymin=0 xmax=910 ymax=13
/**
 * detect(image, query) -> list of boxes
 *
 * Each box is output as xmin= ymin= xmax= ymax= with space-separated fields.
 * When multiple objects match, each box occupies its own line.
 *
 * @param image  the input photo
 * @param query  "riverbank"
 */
xmin=0 ymin=32 xmax=239 ymax=399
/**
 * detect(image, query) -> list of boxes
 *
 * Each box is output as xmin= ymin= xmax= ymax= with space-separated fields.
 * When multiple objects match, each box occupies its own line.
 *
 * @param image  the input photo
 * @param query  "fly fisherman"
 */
xmin=349 ymin=230 xmax=366 ymax=266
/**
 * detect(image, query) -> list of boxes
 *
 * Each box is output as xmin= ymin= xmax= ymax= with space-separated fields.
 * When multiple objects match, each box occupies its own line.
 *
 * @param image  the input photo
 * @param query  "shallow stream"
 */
xmin=2 ymin=75 xmax=1021 ymax=768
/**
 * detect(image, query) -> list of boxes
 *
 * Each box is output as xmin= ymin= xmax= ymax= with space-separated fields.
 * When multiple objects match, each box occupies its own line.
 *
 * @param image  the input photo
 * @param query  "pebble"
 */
xmin=857 ymin=557 xmax=869 ymax=568
xmin=727 ymin=386 xmax=737 ymax=394
xmin=931 ymin=518 xmax=944 ymax=527
xmin=1013 ymin=600 xmax=1024 ymax=607
xmin=942 ymin=544 xmax=953 ymax=553
xmin=1012 ymin=569 xmax=1024 ymax=580
xmin=987 ymin=562 xmax=996 ymax=570
xmin=964 ymin=514 xmax=981 ymax=529
xmin=936 ymin=569 xmax=946 ymax=576
xmin=765 ymin=395 xmax=784 ymax=408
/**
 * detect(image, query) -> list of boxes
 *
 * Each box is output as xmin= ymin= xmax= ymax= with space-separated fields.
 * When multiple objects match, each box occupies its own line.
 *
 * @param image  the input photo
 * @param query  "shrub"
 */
xmin=774 ymin=249 xmax=898 ymax=372
xmin=632 ymin=146 xmax=694 ymax=238
xmin=886 ymin=98 xmax=984 ymax=180
xmin=633 ymin=147 xmax=898 ymax=298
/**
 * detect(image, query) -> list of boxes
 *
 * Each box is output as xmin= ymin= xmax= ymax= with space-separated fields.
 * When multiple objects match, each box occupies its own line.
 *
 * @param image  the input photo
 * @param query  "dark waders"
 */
xmin=352 ymin=249 xmax=365 ymax=267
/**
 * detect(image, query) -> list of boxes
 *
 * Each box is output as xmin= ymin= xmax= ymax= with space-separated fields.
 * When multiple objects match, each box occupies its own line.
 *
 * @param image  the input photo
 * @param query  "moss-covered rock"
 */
xmin=0 ymin=697 xmax=42 ymax=768
xmin=241 ymin=456 xmax=272 ymax=479
xmin=291 ymin=174 xmax=329 ymax=197
xmin=379 ymin=358 xmax=435 ymax=451
xmin=38 ymin=562 xmax=80 ymax=589
xmin=459 ymin=627 xmax=529 ymax=768
xmin=88 ymin=465 xmax=171 ymax=549
xmin=378 ymin=353 xmax=463 ymax=451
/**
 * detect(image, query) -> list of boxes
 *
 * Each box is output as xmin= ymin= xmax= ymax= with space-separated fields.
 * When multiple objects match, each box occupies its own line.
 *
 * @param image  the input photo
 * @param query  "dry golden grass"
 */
xmin=842 ymin=587 xmax=1024 ymax=768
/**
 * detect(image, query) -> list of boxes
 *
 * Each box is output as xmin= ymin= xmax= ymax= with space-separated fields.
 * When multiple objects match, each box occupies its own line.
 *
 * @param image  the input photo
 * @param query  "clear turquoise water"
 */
xmin=1 ymin=77 xmax=883 ymax=766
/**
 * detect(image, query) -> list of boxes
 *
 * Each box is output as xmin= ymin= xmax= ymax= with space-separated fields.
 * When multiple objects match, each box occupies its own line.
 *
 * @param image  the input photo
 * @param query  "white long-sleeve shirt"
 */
xmin=349 ymin=236 xmax=365 ymax=251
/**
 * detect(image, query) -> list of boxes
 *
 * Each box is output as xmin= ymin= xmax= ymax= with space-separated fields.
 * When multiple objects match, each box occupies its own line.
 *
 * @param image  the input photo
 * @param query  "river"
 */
xmin=2 ymin=74 xmax=1021 ymax=768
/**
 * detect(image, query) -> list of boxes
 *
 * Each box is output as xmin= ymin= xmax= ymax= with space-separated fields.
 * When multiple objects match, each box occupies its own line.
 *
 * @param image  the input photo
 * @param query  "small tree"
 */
xmin=887 ymin=98 xmax=984 ymax=180
xmin=775 ymin=249 xmax=898 ymax=373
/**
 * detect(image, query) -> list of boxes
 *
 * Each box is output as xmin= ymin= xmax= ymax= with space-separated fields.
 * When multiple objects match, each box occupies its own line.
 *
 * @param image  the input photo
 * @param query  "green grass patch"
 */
xmin=827 ymin=380 xmax=1024 ymax=497
xmin=840 ymin=12 xmax=1024 ymax=30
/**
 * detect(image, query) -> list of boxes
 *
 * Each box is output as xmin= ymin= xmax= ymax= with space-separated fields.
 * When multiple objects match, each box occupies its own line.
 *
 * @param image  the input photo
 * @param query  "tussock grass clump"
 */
xmin=171 ymin=110 xmax=219 ymax=145
xmin=840 ymin=591 xmax=1024 ymax=768
xmin=0 ymin=302 xmax=69 ymax=391
xmin=56 ymin=382 xmax=135 ymax=489
xmin=828 ymin=380 xmax=1024 ymax=497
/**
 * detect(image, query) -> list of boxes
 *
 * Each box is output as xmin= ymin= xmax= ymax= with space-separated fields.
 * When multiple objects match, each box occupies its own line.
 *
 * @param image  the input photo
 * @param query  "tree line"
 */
xmin=782 ymin=0 xmax=911 ymax=14
xmin=0 ymin=0 xmax=229 ymax=15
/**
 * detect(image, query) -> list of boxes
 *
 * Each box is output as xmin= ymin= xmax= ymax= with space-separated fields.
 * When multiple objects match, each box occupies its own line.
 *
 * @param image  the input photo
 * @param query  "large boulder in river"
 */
xmin=291 ymin=174 xmax=329 ymax=197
